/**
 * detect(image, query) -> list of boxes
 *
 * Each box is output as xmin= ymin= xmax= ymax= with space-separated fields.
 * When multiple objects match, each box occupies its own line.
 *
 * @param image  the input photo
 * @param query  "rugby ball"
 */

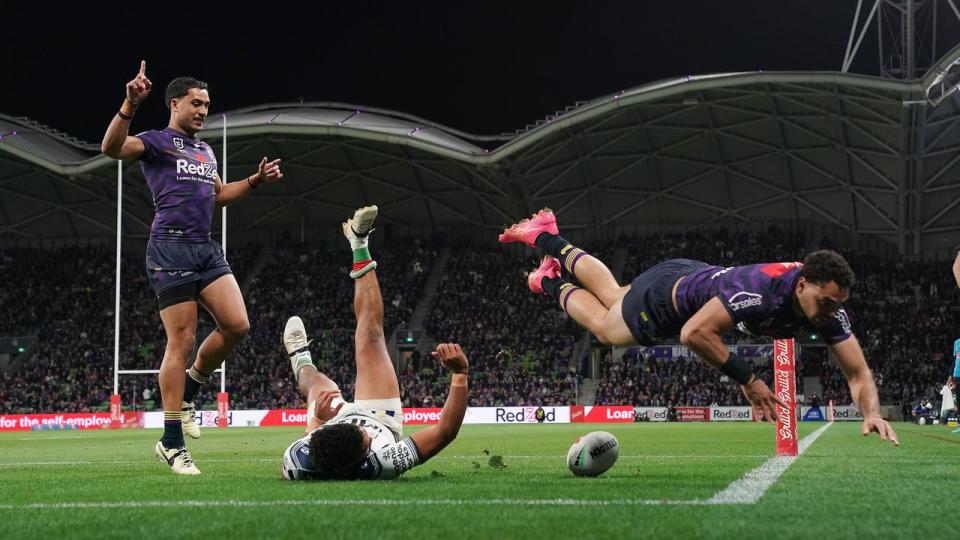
xmin=567 ymin=431 xmax=619 ymax=477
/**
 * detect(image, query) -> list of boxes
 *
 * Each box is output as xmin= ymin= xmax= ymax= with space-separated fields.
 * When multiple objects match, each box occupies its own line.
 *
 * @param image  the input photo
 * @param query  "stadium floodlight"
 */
xmin=926 ymin=55 xmax=960 ymax=107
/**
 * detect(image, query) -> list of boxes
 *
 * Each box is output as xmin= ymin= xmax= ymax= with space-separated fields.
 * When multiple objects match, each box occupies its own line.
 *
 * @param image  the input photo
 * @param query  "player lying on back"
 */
xmin=280 ymin=205 xmax=469 ymax=480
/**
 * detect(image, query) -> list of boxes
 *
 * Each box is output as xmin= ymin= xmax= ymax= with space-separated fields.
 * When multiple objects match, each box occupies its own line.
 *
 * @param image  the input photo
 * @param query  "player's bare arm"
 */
xmin=953 ymin=251 xmax=960 ymax=289
xmin=101 ymin=60 xmax=150 ymax=160
xmin=214 ymin=157 xmax=283 ymax=208
xmin=680 ymin=297 xmax=786 ymax=422
xmin=409 ymin=343 xmax=469 ymax=462
xmin=830 ymin=336 xmax=899 ymax=446
xmin=305 ymin=389 xmax=345 ymax=433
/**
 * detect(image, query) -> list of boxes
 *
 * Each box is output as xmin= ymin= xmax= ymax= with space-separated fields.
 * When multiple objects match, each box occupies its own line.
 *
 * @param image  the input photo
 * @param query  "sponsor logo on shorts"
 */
xmin=728 ymin=292 xmax=763 ymax=311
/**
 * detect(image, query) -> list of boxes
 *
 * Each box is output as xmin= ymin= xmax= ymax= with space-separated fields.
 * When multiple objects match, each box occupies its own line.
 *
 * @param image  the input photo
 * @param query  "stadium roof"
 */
xmin=1 ymin=45 xmax=959 ymax=253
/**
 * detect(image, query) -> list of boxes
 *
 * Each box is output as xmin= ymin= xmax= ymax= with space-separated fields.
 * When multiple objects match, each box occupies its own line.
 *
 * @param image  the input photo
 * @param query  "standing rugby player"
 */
xmin=101 ymin=62 xmax=283 ymax=474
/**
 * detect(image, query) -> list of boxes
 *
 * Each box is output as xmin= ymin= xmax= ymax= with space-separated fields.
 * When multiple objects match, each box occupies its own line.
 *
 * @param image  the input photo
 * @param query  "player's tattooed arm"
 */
xmin=681 ymin=298 xmax=785 ymax=423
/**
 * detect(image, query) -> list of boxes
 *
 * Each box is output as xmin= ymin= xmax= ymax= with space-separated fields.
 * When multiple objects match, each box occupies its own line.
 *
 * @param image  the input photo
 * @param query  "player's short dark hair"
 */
xmin=165 ymin=77 xmax=208 ymax=110
xmin=800 ymin=250 xmax=856 ymax=289
xmin=308 ymin=423 xmax=365 ymax=480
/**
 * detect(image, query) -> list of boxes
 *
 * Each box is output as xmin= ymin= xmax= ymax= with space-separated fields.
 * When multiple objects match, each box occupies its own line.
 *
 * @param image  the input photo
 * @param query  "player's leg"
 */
xmin=343 ymin=206 xmax=401 ymax=400
xmin=154 ymin=298 xmax=202 ymax=475
xmin=528 ymin=256 xmax=635 ymax=346
xmin=172 ymin=273 xmax=248 ymax=439
xmin=283 ymin=315 xmax=340 ymax=432
xmin=146 ymin=240 xmax=203 ymax=474
xmin=499 ymin=209 xmax=625 ymax=308
xmin=180 ymin=241 xmax=248 ymax=438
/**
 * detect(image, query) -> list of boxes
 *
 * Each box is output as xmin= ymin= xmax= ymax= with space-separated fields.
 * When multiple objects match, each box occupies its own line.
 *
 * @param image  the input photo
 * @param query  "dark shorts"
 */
xmin=620 ymin=258 xmax=710 ymax=345
xmin=145 ymin=239 xmax=232 ymax=309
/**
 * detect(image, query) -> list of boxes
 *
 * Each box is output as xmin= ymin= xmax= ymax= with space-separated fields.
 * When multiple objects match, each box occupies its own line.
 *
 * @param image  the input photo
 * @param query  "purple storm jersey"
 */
xmin=675 ymin=261 xmax=853 ymax=345
xmin=136 ymin=128 xmax=217 ymax=242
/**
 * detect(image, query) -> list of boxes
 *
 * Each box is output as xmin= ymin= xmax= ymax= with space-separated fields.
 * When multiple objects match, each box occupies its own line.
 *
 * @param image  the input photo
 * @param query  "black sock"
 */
xmin=535 ymin=232 xmax=570 ymax=258
xmin=541 ymin=276 xmax=566 ymax=300
xmin=183 ymin=366 xmax=209 ymax=403
xmin=542 ymin=277 xmax=582 ymax=313
xmin=162 ymin=413 xmax=184 ymax=449
xmin=535 ymin=233 xmax=588 ymax=274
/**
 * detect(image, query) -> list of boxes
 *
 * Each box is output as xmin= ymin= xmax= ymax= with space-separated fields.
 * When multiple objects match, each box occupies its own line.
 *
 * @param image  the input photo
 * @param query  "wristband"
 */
xmin=247 ymin=176 xmax=261 ymax=190
xmin=719 ymin=353 xmax=755 ymax=386
xmin=117 ymin=110 xmax=133 ymax=121
xmin=451 ymin=373 xmax=468 ymax=387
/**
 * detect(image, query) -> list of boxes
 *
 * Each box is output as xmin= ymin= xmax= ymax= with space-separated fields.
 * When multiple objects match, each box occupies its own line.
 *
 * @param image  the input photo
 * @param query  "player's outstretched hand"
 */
xmin=255 ymin=157 xmax=284 ymax=185
xmin=313 ymin=389 xmax=345 ymax=424
xmin=431 ymin=343 xmax=469 ymax=374
xmin=862 ymin=416 xmax=899 ymax=447
xmin=126 ymin=60 xmax=152 ymax=106
xmin=741 ymin=377 xmax=787 ymax=423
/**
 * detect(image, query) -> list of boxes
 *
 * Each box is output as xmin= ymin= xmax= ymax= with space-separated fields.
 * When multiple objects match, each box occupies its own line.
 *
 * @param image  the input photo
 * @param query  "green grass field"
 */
xmin=0 ymin=422 xmax=956 ymax=539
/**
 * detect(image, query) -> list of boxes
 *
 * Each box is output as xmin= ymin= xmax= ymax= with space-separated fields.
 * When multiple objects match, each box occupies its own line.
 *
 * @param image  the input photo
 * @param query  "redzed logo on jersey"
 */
xmin=760 ymin=262 xmax=802 ymax=278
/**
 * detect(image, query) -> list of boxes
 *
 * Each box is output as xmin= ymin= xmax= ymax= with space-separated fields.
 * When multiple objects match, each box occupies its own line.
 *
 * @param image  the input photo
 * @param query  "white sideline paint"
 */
xmin=0 ymin=424 xmax=832 ymax=510
xmin=708 ymin=422 xmax=833 ymax=504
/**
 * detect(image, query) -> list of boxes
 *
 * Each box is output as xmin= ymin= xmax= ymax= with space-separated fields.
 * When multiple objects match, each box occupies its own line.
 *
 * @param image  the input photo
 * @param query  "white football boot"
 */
xmin=155 ymin=441 xmax=201 ymax=475
xmin=283 ymin=316 xmax=315 ymax=381
xmin=181 ymin=401 xmax=200 ymax=439
xmin=344 ymin=205 xmax=378 ymax=278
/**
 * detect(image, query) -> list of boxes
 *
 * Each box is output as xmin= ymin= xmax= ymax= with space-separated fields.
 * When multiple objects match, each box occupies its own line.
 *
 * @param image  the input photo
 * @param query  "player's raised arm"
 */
xmin=830 ymin=336 xmax=899 ymax=446
xmin=409 ymin=343 xmax=469 ymax=462
xmin=679 ymin=297 xmax=786 ymax=422
xmin=100 ymin=60 xmax=150 ymax=160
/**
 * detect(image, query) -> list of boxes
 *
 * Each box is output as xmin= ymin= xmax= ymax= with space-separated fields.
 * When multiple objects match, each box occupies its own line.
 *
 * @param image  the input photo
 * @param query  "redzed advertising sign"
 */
xmin=675 ymin=407 xmax=709 ymax=422
xmin=774 ymin=338 xmax=798 ymax=456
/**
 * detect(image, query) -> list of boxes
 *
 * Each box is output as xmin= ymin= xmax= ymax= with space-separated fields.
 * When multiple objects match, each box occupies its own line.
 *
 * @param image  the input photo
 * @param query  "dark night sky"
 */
xmin=3 ymin=1 xmax=951 ymax=144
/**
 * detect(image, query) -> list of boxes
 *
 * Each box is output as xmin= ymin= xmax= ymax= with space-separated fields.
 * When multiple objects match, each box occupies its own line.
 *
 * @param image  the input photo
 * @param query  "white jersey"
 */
xmin=281 ymin=405 xmax=420 ymax=481
xmin=941 ymin=385 xmax=956 ymax=413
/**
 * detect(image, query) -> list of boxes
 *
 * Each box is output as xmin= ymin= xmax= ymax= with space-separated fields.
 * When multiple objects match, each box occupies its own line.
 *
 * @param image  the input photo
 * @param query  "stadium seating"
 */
xmin=1 ymin=229 xmax=956 ymax=413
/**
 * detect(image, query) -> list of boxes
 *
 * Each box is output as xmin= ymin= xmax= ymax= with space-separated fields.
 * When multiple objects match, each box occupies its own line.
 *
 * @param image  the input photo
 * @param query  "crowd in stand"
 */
xmin=1 ymin=228 xmax=957 ymax=414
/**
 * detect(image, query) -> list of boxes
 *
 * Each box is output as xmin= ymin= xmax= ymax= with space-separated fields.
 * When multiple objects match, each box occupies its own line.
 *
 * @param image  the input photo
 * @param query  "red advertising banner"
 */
xmin=675 ymin=407 xmax=709 ymax=422
xmin=259 ymin=409 xmax=310 ymax=427
xmin=576 ymin=406 xmax=635 ymax=423
xmin=0 ymin=412 xmax=143 ymax=432
xmin=403 ymin=408 xmax=443 ymax=424
xmin=774 ymin=338 xmax=798 ymax=456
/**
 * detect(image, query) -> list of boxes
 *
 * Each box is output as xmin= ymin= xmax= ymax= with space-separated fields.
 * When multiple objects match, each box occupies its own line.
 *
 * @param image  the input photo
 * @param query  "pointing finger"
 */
xmin=139 ymin=60 xmax=146 ymax=75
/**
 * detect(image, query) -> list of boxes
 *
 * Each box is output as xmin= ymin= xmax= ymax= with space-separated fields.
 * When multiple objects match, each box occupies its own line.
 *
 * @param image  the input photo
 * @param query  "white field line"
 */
xmin=0 ymin=424 xmax=832 ymax=510
xmin=708 ymin=422 xmax=833 ymax=504
xmin=18 ymin=436 xmax=94 ymax=440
